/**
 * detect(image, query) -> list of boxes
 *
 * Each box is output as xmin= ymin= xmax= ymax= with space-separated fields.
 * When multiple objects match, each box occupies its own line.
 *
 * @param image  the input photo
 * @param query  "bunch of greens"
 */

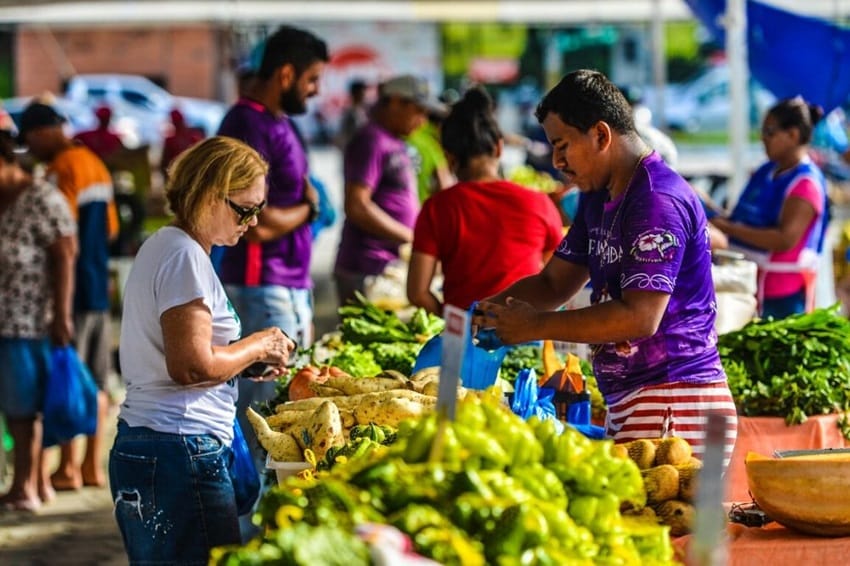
xmin=579 ymin=359 xmax=607 ymax=424
xmin=338 ymin=292 xmax=444 ymax=345
xmin=327 ymin=344 xmax=382 ymax=378
xmin=371 ymin=342 xmax=422 ymax=376
xmin=718 ymin=305 xmax=850 ymax=432
xmin=499 ymin=344 xmax=544 ymax=382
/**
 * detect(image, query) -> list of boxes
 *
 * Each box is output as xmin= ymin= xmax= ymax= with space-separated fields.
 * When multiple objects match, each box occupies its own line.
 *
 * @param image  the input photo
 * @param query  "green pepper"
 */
xmin=402 ymin=415 xmax=438 ymax=463
xmin=453 ymin=425 xmax=510 ymax=467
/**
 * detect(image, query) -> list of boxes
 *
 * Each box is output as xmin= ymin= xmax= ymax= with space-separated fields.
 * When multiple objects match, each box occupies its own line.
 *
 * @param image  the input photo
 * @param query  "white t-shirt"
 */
xmin=118 ymin=226 xmax=240 ymax=443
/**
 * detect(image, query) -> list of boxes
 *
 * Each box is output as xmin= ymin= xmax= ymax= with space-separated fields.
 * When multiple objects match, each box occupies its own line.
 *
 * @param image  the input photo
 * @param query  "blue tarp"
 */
xmin=685 ymin=0 xmax=850 ymax=113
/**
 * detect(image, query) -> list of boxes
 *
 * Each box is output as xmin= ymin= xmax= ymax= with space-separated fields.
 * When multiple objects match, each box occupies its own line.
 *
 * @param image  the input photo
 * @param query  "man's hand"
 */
xmin=472 ymin=297 xmax=540 ymax=345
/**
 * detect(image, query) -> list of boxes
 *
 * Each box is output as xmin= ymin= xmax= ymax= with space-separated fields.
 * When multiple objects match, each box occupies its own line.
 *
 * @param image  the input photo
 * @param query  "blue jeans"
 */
xmin=109 ymin=421 xmax=240 ymax=565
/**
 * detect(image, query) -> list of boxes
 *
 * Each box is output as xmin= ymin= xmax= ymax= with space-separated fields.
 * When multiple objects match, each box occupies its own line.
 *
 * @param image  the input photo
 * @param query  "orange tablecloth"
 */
xmin=674 ymin=523 xmax=850 ymax=565
xmin=725 ymin=413 xmax=848 ymax=502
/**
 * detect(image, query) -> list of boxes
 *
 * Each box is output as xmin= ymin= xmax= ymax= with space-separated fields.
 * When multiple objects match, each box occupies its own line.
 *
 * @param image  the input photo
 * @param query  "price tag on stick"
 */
xmin=429 ymin=305 xmax=467 ymax=462
xmin=436 ymin=304 xmax=467 ymax=421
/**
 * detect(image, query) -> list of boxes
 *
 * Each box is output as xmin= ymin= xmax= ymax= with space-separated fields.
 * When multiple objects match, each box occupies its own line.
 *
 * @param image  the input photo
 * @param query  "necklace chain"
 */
xmin=608 ymin=150 xmax=651 ymax=233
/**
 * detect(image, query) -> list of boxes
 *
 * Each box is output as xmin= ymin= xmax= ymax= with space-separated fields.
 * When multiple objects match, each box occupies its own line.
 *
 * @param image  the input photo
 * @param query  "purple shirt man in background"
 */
xmin=333 ymin=75 xmax=444 ymax=307
xmin=219 ymin=99 xmax=313 ymax=288
xmin=336 ymin=122 xmax=419 ymax=276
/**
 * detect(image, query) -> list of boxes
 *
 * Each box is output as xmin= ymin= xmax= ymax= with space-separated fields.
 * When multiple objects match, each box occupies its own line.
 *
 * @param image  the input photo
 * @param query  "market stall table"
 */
xmin=674 ymin=522 xmax=850 ymax=565
xmin=725 ymin=414 xmax=849 ymax=502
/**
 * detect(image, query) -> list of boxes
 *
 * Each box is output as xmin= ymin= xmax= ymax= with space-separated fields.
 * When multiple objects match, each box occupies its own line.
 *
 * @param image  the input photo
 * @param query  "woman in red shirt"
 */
xmin=407 ymin=86 xmax=564 ymax=314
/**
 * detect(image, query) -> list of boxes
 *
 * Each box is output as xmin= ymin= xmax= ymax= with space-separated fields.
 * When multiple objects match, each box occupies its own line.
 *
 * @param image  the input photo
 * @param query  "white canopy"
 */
xmin=0 ymin=0 xmax=844 ymax=26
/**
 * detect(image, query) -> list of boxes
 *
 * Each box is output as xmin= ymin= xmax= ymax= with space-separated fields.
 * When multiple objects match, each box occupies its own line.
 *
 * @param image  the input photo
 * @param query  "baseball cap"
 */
xmin=18 ymin=102 xmax=66 ymax=142
xmin=379 ymin=75 xmax=447 ymax=117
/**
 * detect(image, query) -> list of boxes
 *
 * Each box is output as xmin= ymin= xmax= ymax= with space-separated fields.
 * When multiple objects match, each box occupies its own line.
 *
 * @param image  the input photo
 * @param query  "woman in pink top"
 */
xmin=711 ymin=97 xmax=829 ymax=319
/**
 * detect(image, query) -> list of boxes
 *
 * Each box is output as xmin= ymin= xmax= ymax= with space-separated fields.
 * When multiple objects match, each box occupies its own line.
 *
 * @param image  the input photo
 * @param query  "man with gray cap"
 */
xmin=334 ymin=74 xmax=444 ymax=307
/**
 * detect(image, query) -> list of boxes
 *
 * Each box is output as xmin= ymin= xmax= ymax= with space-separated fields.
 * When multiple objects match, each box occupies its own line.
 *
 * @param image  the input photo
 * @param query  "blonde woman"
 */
xmin=109 ymin=136 xmax=295 ymax=564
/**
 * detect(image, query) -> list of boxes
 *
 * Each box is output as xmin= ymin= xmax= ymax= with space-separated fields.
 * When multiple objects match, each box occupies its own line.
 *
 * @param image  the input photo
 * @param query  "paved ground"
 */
xmin=0 ymin=413 xmax=126 ymax=566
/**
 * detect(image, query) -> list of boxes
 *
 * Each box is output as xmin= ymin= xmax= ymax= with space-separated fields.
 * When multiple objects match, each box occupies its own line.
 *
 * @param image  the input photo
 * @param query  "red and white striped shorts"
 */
xmin=606 ymin=381 xmax=738 ymax=469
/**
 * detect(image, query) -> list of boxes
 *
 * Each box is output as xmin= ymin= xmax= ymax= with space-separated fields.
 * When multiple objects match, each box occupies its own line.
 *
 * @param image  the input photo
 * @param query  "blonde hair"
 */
xmin=165 ymin=136 xmax=269 ymax=232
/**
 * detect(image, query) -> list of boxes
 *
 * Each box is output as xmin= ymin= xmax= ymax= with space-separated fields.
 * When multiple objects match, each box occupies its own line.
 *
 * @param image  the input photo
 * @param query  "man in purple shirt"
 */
xmin=473 ymin=70 xmax=737 ymax=464
xmin=334 ymin=75 xmax=444 ymax=306
xmin=216 ymin=25 xmax=328 ymax=492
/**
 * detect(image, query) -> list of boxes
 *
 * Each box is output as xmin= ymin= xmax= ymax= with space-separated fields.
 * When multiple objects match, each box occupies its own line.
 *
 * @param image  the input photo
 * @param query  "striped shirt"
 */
xmin=607 ymin=381 xmax=738 ymax=471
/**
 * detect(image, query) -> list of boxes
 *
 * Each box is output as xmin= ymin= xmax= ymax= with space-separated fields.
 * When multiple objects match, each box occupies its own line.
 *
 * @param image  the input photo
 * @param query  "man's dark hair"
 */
xmin=535 ymin=69 xmax=635 ymax=134
xmin=257 ymin=25 xmax=329 ymax=80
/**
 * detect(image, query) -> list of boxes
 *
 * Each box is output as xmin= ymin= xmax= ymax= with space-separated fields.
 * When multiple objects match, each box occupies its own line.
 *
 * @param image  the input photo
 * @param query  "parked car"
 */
xmin=643 ymin=64 xmax=776 ymax=134
xmin=1 ymin=93 xmax=146 ymax=148
xmin=2 ymin=95 xmax=97 ymax=136
xmin=63 ymin=74 xmax=227 ymax=148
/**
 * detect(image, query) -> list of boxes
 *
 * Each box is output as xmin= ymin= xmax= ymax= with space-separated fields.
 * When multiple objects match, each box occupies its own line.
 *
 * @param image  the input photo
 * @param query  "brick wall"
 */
xmin=14 ymin=24 xmax=227 ymax=100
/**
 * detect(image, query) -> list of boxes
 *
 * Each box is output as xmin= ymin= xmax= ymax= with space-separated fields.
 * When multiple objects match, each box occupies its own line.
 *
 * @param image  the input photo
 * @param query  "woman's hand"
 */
xmin=251 ymin=326 xmax=297 ymax=380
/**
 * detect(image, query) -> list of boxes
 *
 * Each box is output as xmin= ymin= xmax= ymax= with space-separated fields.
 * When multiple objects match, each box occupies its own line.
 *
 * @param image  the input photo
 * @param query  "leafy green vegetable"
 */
xmin=500 ymin=344 xmax=543 ymax=382
xmin=338 ymin=292 xmax=444 ymax=345
xmin=327 ymin=344 xmax=382 ymax=378
xmin=371 ymin=342 xmax=422 ymax=376
xmin=718 ymin=304 xmax=850 ymax=435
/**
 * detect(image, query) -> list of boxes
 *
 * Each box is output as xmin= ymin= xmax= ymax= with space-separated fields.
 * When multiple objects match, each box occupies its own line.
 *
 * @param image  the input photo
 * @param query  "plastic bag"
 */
xmin=461 ymin=328 xmax=507 ymax=390
xmin=565 ymin=392 xmax=606 ymax=440
xmin=42 ymin=345 xmax=98 ymax=447
xmin=410 ymin=304 xmax=508 ymax=390
xmin=510 ymin=368 xmax=563 ymax=432
xmin=230 ymin=417 xmax=261 ymax=516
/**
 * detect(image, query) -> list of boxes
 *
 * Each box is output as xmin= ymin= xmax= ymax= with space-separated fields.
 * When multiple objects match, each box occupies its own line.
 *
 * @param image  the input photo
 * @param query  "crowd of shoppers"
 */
xmin=0 ymin=19 xmax=839 ymax=566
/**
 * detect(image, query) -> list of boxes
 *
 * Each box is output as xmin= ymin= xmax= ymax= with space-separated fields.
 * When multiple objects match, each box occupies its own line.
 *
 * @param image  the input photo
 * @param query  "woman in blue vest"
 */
xmin=711 ymin=96 xmax=829 ymax=319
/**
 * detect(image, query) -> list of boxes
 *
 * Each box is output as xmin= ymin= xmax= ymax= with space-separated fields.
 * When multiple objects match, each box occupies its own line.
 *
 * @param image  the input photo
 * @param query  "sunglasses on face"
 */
xmin=226 ymin=198 xmax=266 ymax=226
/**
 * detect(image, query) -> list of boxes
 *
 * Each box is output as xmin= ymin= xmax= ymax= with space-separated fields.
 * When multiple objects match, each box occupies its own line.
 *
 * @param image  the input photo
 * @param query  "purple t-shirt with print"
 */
xmin=217 ymin=98 xmax=312 ymax=289
xmin=555 ymin=151 xmax=724 ymax=402
xmin=335 ymin=122 xmax=419 ymax=275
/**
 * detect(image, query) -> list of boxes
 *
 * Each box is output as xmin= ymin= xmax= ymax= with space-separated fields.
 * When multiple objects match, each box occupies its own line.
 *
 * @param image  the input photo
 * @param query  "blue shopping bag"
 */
xmin=42 ymin=346 xmax=98 ymax=447
xmin=411 ymin=303 xmax=508 ymax=390
xmin=230 ymin=418 xmax=261 ymax=516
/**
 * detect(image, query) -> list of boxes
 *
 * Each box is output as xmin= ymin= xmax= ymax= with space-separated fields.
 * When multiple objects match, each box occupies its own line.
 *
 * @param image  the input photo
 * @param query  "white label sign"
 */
xmin=437 ymin=304 xmax=468 ymax=420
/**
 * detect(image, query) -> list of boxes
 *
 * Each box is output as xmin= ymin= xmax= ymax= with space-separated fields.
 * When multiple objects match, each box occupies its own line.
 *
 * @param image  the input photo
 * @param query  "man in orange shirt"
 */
xmin=19 ymin=102 xmax=119 ymax=491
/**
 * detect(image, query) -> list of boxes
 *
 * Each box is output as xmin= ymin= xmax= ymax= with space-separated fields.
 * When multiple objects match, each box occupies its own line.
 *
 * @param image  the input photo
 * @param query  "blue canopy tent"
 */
xmin=685 ymin=0 xmax=850 ymax=114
